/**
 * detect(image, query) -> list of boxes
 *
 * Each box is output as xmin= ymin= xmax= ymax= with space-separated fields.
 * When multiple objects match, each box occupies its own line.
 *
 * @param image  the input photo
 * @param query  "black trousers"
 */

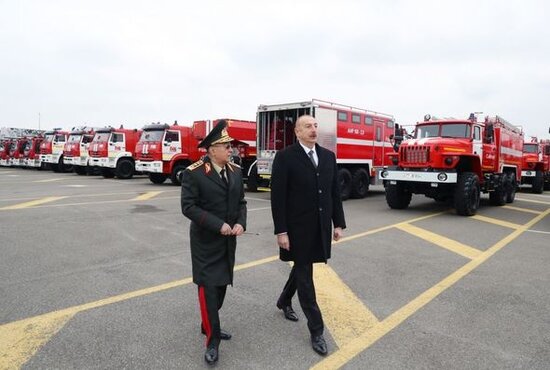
xmin=278 ymin=263 xmax=324 ymax=336
xmin=198 ymin=285 xmax=227 ymax=347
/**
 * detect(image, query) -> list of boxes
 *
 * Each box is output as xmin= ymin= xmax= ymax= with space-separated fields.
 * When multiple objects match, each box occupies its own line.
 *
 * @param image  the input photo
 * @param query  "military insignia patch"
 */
xmin=227 ymin=162 xmax=240 ymax=171
xmin=187 ymin=160 xmax=204 ymax=171
xmin=204 ymin=163 xmax=211 ymax=174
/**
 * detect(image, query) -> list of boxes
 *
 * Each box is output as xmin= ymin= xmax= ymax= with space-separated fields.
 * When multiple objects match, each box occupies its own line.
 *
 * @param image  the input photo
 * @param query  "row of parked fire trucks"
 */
xmin=1 ymin=99 xmax=549 ymax=216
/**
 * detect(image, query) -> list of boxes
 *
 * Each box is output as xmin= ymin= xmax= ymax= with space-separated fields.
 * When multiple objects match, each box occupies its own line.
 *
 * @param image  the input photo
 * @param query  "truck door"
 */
xmin=109 ymin=133 xmax=125 ymax=157
xmin=373 ymin=120 xmax=383 ymax=167
xmin=163 ymin=130 xmax=181 ymax=161
xmin=472 ymin=125 xmax=483 ymax=159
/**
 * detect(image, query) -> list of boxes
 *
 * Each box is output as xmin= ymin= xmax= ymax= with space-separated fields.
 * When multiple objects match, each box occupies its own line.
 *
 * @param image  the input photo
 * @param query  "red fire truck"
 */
xmin=381 ymin=114 xmax=524 ymax=216
xmin=521 ymin=138 xmax=550 ymax=193
xmin=7 ymin=137 xmax=29 ymax=166
xmin=63 ymin=127 xmax=97 ymax=175
xmin=39 ymin=129 xmax=71 ymax=172
xmin=135 ymin=119 xmax=256 ymax=185
xmin=254 ymin=99 xmax=395 ymax=198
xmin=89 ymin=126 xmax=142 ymax=179
xmin=23 ymin=136 xmax=45 ymax=168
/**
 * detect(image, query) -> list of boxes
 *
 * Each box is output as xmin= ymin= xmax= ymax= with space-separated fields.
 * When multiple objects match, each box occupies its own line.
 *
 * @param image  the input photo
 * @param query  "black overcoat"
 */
xmin=271 ymin=143 xmax=346 ymax=265
xmin=181 ymin=156 xmax=247 ymax=286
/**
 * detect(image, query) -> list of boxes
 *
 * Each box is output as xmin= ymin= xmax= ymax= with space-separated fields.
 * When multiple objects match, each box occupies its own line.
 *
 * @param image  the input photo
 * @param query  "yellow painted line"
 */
xmin=502 ymin=205 xmax=542 ymax=215
xmin=315 ymin=264 xmax=380 ymax=347
xmin=257 ymin=187 xmax=271 ymax=192
xmin=396 ymin=223 xmax=481 ymax=259
xmin=311 ymin=207 xmax=550 ymax=370
xmin=33 ymin=178 xmax=66 ymax=183
xmin=470 ymin=215 xmax=522 ymax=230
xmin=131 ymin=191 xmax=163 ymax=201
xmin=0 ymin=196 xmax=68 ymax=210
xmin=515 ymin=197 xmax=550 ymax=205
xmin=0 ymin=190 xmax=181 ymax=203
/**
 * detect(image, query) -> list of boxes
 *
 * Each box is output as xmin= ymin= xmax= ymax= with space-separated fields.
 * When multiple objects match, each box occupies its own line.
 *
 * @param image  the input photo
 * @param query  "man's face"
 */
xmin=295 ymin=116 xmax=318 ymax=147
xmin=209 ymin=142 xmax=232 ymax=165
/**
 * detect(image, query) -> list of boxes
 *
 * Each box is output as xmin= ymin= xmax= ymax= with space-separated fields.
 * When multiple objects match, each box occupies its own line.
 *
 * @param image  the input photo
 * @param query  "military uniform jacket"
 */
xmin=271 ymin=143 xmax=346 ymax=265
xmin=181 ymin=156 xmax=247 ymax=286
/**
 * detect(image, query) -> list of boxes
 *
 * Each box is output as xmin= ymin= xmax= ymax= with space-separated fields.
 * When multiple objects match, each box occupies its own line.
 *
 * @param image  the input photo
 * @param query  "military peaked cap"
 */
xmin=197 ymin=119 xmax=234 ymax=148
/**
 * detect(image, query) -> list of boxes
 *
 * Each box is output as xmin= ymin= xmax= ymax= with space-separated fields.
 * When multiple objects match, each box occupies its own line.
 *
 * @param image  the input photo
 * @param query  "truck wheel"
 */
xmin=74 ymin=165 xmax=86 ymax=175
xmin=351 ymin=168 xmax=370 ymax=199
xmin=385 ymin=182 xmax=412 ymax=209
xmin=338 ymin=168 xmax=352 ymax=200
xmin=454 ymin=172 xmax=480 ymax=216
xmin=489 ymin=174 xmax=507 ymax=206
xmin=149 ymin=173 xmax=167 ymax=184
xmin=170 ymin=164 xmax=187 ymax=185
xmin=505 ymin=172 xmax=516 ymax=203
xmin=544 ymin=179 xmax=550 ymax=191
xmin=115 ymin=158 xmax=134 ymax=179
xmin=101 ymin=168 xmax=115 ymax=178
xmin=247 ymin=164 xmax=258 ymax=192
xmin=532 ymin=170 xmax=544 ymax=194
xmin=51 ymin=163 xmax=60 ymax=172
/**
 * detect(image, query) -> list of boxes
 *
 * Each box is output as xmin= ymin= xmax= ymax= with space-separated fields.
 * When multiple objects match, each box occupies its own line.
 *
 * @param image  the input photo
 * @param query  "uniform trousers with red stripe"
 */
xmin=198 ymin=285 xmax=227 ymax=347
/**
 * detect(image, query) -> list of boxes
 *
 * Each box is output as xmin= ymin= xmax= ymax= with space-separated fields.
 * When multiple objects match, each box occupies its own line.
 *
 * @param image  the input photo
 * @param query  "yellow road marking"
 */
xmin=131 ymin=191 xmax=163 ymax=201
xmin=502 ymin=205 xmax=542 ymax=215
xmin=33 ymin=178 xmax=65 ymax=183
xmin=515 ymin=197 xmax=550 ymax=205
xmin=311 ymin=208 xmax=550 ymax=370
xmin=470 ymin=215 xmax=522 ymax=229
xmin=315 ymin=264 xmax=380 ymax=347
xmin=0 ymin=211 xmax=445 ymax=368
xmin=0 ymin=196 xmax=67 ymax=210
xmin=396 ymin=223 xmax=481 ymax=259
xmin=0 ymin=190 xmax=180 ymax=203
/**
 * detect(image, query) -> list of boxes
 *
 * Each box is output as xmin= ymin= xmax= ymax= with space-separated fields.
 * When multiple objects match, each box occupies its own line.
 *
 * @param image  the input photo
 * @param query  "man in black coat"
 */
xmin=271 ymin=114 xmax=346 ymax=356
xmin=181 ymin=120 xmax=247 ymax=365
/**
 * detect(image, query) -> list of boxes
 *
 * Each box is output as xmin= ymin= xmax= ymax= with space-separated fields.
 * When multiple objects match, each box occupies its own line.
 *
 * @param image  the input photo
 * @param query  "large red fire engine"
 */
xmin=39 ymin=129 xmax=71 ymax=172
xmin=381 ymin=114 xmax=524 ymax=216
xmin=0 ymin=139 xmax=11 ymax=166
xmin=63 ymin=127 xmax=97 ymax=175
xmin=23 ymin=136 xmax=45 ymax=168
xmin=7 ymin=137 xmax=29 ymax=166
xmin=521 ymin=138 xmax=550 ymax=193
xmin=88 ymin=126 xmax=142 ymax=179
xmin=254 ymin=99 xmax=395 ymax=199
xmin=135 ymin=119 xmax=256 ymax=185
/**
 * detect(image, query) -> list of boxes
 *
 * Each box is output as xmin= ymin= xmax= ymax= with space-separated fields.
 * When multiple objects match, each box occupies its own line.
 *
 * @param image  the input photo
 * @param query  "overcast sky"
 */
xmin=1 ymin=0 xmax=549 ymax=138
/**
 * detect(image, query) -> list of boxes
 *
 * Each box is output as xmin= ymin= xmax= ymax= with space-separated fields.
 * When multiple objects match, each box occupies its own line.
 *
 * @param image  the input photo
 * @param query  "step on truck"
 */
xmin=135 ymin=119 xmax=257 ymax=185
xmin=254 ymin=99 xmax=395 ymax=198
xmin=381 ymin=114 xmax=524 ymax=216
xmin=63 ymin=127 xmax=97 ymax=175
xmin=89 ymin=126 xmax=142 ymax=179
xmin=521 ymin=137 xmax=550 ymax=193
xmin=39 ymin=129 xmax=72 ymax=172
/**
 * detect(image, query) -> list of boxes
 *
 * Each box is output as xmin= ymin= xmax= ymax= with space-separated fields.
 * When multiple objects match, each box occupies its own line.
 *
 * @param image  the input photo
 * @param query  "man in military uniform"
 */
xmin=181 ymin=120 xmax=247 ymax=365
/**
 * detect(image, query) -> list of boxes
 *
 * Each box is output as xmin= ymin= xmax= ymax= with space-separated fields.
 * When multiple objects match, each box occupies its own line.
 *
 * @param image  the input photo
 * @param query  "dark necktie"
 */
xmin=308 ymin=150 xmax=317 ymax=168
xmin=220 ymin=168 xmax=228 ymax=186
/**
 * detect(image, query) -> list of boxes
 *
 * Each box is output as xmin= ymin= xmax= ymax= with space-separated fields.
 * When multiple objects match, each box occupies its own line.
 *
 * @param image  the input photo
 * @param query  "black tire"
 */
xmin=74 ymin=165 xmax=87 ymax=175
xmin=51 ymin=163 xmax=60 ymax=172
xmin=149 ymin=173 xmax=167 ymax=184
xmin=489 ymin=174 xmax=506 ymax=206
xmin=544 ymin=178 xmax=550 ymax=191
xmin=247 ymin=164 xmax=259 ymax=192
xmin=532 ymin=170 xmax=544 ymax=194
xmin=385 ymin=182 xmax=412 ymax=209
xmin=338 ymin=168 xmax=352 ymax=201
xmin=505 ymin=172 xmax=516 ymax=203
xmin=170 ymin=163 xmax=187 ymax=185
xmin=101 ymin=168 xmax=115 ymax=178
xmin=115 ymin=158 xmax=134 ymax=179
xmin=351 ymin=168 xmax=370 ymax=199
xmin=454 ymin=172 xmax=480 ymax=216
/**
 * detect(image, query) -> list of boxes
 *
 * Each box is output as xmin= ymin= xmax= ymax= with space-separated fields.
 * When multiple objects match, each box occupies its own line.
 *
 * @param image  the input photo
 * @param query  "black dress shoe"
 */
xmin=311 ymin=334 xmax=328 ymax=356
xmin=276 ymin=300 xmax=298 ymax=322
xmin=204 ymin=344 xmax=218 ymax=365
xmin=200 ymin=327 xmax=232 ymax=340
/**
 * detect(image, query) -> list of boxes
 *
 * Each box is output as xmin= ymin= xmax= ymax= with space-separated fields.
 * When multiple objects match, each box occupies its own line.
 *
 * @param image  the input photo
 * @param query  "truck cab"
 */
xmin=89 ymin=126 xmax=141 ymax=179
xmin=23 ymin=136 xmax=44 ymax=168
xmin=63 ymin=127 xmax=96 ymax=175
xmin=8 ymin=138 xmax=28 ymax=166
xmin=521 ymin=140 xmax=550 ymax=193
xmin=39 ymin=129 xmax=71 ymax=172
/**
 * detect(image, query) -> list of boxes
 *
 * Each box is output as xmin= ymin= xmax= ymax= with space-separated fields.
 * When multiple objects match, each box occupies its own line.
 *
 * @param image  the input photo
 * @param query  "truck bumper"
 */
xmin=135 ymin=160 xmax=163 ymax=173
xmin=25 ymin=158 xmax=42 ymax=167
xmin=64 ymin=156 xmax=87 ymax=166
xmin=521 ymin=170 xmax=535 ymax=177
xmin=380 ymin=169 xmax=458 ymax=184
xmin=89 ymin=157 xmax=108 ymax=167
xmin=40 ymin=154 xmax=61 ymax=164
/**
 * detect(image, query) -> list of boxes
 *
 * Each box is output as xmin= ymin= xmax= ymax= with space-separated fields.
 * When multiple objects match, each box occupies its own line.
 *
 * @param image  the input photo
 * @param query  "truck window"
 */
xmin=337 ymin=112 xmax=348 ymax=121
xmin=440 ymin=124 xmax=471 ymax=138
xmin=474 ymin=126 xmax=481 ymax=140
xmin=523 ymin=143 xmax=538 ymax=153
xmin=111 ymin=133 xmax=124 ymax=143
xmin=365 ymin=116 xmax=373 ymax=125
xmin=55 ymin=134 xmax=65 ymax=142
xmin=82 ymin=135 xmax=93 ymax=144
xmin=68 ymin=135 xmax=82 ymax=143
xmin=416 ymin=125 xmax=439 ymax=138
xmin=352 ymin=114 xmax=361 ymax=124
xmin=140 ymin=130 xmax=164 ymax=142
xmin=93 ymin=133 xmax=109 ymax=142
xmin=387 ymin=120 xmax=394 ymax=129
xmin=376 ymin=127 xmax=382 ymax=141
xmin=165 ymin=131 xmax=179 ymax=142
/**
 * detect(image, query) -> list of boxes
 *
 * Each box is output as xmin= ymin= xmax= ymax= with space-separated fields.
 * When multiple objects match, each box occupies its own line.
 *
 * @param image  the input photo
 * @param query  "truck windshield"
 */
xmin=140 ymin=130 xmax=164 ymax=142
xmin=416 ymin=123 xmax=471 ymax=138
xmin=523 ymin=143 xmax=538 ymax=153
xmin=416 ymin=125 xmax=439 ymax=138
xmin=68 ymin=134 xmax=82 ymax=143
xmin=44 ymin=134 xmax=54 ymax=142
xmin=93 ymin=133 xmax=109 ymax=142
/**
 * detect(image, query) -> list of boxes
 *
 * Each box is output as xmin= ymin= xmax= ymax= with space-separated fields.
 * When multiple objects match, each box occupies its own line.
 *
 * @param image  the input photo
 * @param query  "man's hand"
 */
xmin=333 ymin=227 xmax=343 ymax=241
xmin=231 ymin=223 xmax=244 ymax=236
xmin=220 ymin=223 xmax=232 ymax=236
xmin=277 ymin=233 xmax=290 ymax=251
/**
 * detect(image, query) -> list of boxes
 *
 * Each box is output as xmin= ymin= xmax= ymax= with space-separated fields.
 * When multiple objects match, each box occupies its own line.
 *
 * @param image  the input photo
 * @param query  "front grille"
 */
xmin=401 ymin=145 xmax=430 ymax=164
